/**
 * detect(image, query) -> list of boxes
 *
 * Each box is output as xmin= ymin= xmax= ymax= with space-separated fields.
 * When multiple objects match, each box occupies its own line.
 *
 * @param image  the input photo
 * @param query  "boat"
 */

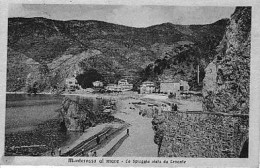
xmin=138 ymin=102 xmax=146 ymax=105
xmin=103 ymin=108 xmax=112 ymax=114
xmin=102 ymin=105 xmax=112 ymax=114
xmin=132 ymin=101 xmax=145 ymax=105
xmin=103 ymin=105 xmax=111 ymax=109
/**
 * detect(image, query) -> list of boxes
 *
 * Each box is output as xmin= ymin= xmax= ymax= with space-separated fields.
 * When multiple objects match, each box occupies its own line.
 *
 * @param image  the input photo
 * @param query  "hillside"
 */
xmin=7 ymin=17 xmax=229 ymax=92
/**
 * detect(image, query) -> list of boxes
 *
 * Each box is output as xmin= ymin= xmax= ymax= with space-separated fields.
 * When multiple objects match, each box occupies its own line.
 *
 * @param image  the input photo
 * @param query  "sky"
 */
xmin=8 ymin=4 xmax=235 ymax=27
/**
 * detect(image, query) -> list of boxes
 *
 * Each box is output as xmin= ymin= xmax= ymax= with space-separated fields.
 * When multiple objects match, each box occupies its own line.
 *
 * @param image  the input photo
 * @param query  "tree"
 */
xmin=76 ymin=69 xmax=103 ymax=89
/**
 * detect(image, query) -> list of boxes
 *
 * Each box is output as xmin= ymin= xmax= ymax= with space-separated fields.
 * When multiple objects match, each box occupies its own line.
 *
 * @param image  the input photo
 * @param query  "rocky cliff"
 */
xmin=203 ymin=7 xmax=251 ymax=114
xmin=58 ymin=96 xmax=117 ymax=131
xmin=7 ymin=17 xmax=228 ymax=92
xmin=59 ymin=97 xmax=94 ymax=131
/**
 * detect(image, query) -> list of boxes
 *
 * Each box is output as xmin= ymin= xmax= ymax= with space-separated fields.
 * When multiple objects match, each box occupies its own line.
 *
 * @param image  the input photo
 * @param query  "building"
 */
xmin=105 ymin=84 xmax=117 ymax=91
xmin=160 ymin=79 xmax=189 ymax=94
xmin=140 ymin=81 xmax=155 ymax=94
xmin=105 ymin=79 xmax=133 ymax=92
xmin=160 ymin=80 xmax=180 ymax=94
xmin=180 ymin=80 xmax=190 ymax=91
xmin=93 ymin=81 xmax=103 ymax=88
xmin=65 ymin=77 xmax=80 ymax=91
xmin=118 ymin=79 xmax=128 ymax=85
xmin=118 ymin=79 xmax=133 ymax=91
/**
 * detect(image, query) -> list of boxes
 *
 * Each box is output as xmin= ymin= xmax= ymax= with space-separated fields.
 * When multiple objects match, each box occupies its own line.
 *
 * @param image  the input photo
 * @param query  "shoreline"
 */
xmin=5 ymin=92 xmax=133 ymax=156
xmin=5 ymin=91 xmax=202 ymax=156
xmin=6 ymin=91 xmax=140 ymax=99
xmin=6 ymin=91 xmax=53 ymax=95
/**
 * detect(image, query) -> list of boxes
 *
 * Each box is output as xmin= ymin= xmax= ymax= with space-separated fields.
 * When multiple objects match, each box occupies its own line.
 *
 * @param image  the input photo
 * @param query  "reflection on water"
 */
xmin=6 ymin=93 xmax=61 ymax=101
xmin=5 ymin=94 xmax=109 ymax=156
xmin=6 ymin=94 xmax=63 ymax=108
xmin=5 ymin=94 xmax=64 ymax=133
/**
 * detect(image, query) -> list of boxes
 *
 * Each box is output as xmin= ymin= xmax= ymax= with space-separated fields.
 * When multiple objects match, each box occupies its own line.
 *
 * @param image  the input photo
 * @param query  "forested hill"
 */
xmin=7 ymin=17 xmax=229 ymax=92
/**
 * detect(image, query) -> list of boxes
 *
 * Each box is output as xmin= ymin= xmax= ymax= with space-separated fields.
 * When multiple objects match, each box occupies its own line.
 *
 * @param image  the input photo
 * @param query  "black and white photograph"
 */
xmin=0 ymin=0 xmax=259 ymax=167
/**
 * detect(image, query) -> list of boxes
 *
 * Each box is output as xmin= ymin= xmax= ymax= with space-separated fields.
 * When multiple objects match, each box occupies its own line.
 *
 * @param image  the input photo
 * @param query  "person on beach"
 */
xmin=174 ymin=104 xmax=178 ymax=111
xmin=93 ymin=151 xmax=97 ymax=157
xmin=58 ymin=148 xmax=61 ymax=156
xmin=82 ymin=123 xmax=86 ymax=133
xmin=171 ymin=103 xmax=175 ymax=111
xmin=127 ymin=128 xmax=129 ymax=135
xmin=96 ymin=135 xmax=100 ymax=145
xmin=81 ymin=148 xmax=85 ymax=155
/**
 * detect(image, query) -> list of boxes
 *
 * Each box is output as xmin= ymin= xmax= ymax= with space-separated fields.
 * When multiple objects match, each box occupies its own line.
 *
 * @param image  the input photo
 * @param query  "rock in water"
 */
xmin=59 ymin=97 xmax=92 ymax=131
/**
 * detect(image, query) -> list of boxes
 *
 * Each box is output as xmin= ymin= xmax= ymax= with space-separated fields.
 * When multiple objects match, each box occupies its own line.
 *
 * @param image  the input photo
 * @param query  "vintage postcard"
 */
xmin=0 ymin=0 xmax=259 ymax=167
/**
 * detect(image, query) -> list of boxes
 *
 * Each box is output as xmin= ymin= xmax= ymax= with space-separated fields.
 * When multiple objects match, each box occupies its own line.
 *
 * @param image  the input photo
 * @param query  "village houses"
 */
xmin=92 ymin=81 xmax=103 ymax=88
xmin=160 ymin=79 xmax=189 ymax=94
xmin=105 ymin=84 xmax=118 ymax=92
xmin=105 ymin=79 xmax=133 ymax=92
xmin=140 ymin=81 xmax=155 ymax=94
xmin=118 ymin=79 xmax=133 ymax=91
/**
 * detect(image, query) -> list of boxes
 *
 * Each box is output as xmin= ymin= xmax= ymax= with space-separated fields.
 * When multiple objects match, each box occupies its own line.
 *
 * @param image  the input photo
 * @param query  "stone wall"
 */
xmin=152 ymin=111 xmax=248 ymax=157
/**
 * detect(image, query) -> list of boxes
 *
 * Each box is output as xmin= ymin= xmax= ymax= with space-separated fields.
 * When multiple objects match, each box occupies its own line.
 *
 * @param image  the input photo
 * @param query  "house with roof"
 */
xmin=160 ymin=79 xmax=189 ymax=94
xmin=118 ymin=79 xmax=133 ymax=91
xmin=105 ymin=84 xmax=117 ymax=91
xmin=93 ymin=81 xmax=103 ymax=88
xmin=105 ymin=79 xmax=133 ymax=92
xmin=180 ymin=80 xmax=190 ymax=91
xmin=118 ymin=79 xmax=128 ymax=85
xmin=140 ymin=81 xmax=155 ymax=94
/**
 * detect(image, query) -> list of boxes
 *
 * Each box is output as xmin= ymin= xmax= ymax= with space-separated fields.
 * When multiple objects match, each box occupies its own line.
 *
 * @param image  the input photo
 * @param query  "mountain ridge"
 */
xmin=7 ymin=17 xmax=229 ymax=92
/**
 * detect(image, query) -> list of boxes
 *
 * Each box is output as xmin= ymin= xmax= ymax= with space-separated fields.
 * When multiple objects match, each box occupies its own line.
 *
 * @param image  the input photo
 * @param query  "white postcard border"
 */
xmin=0 ymin=0 xmax=259 ymax=167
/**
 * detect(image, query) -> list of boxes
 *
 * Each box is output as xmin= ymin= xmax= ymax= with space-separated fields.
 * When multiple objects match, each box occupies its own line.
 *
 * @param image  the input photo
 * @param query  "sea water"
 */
xmin=5 ymin=93 xmax=108 ymax=156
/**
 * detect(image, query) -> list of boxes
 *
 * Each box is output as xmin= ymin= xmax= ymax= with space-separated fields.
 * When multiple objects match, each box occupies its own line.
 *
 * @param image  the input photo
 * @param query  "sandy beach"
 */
xmin=142 ymin=94 xmax=202 ymax=111
xmin=112 ymin=98 xmax=158 ymax=157
xmin=54 ymin=94 xmax=158 ymax=157
xmin=47 ymin=92 xmax=202 ymax=157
